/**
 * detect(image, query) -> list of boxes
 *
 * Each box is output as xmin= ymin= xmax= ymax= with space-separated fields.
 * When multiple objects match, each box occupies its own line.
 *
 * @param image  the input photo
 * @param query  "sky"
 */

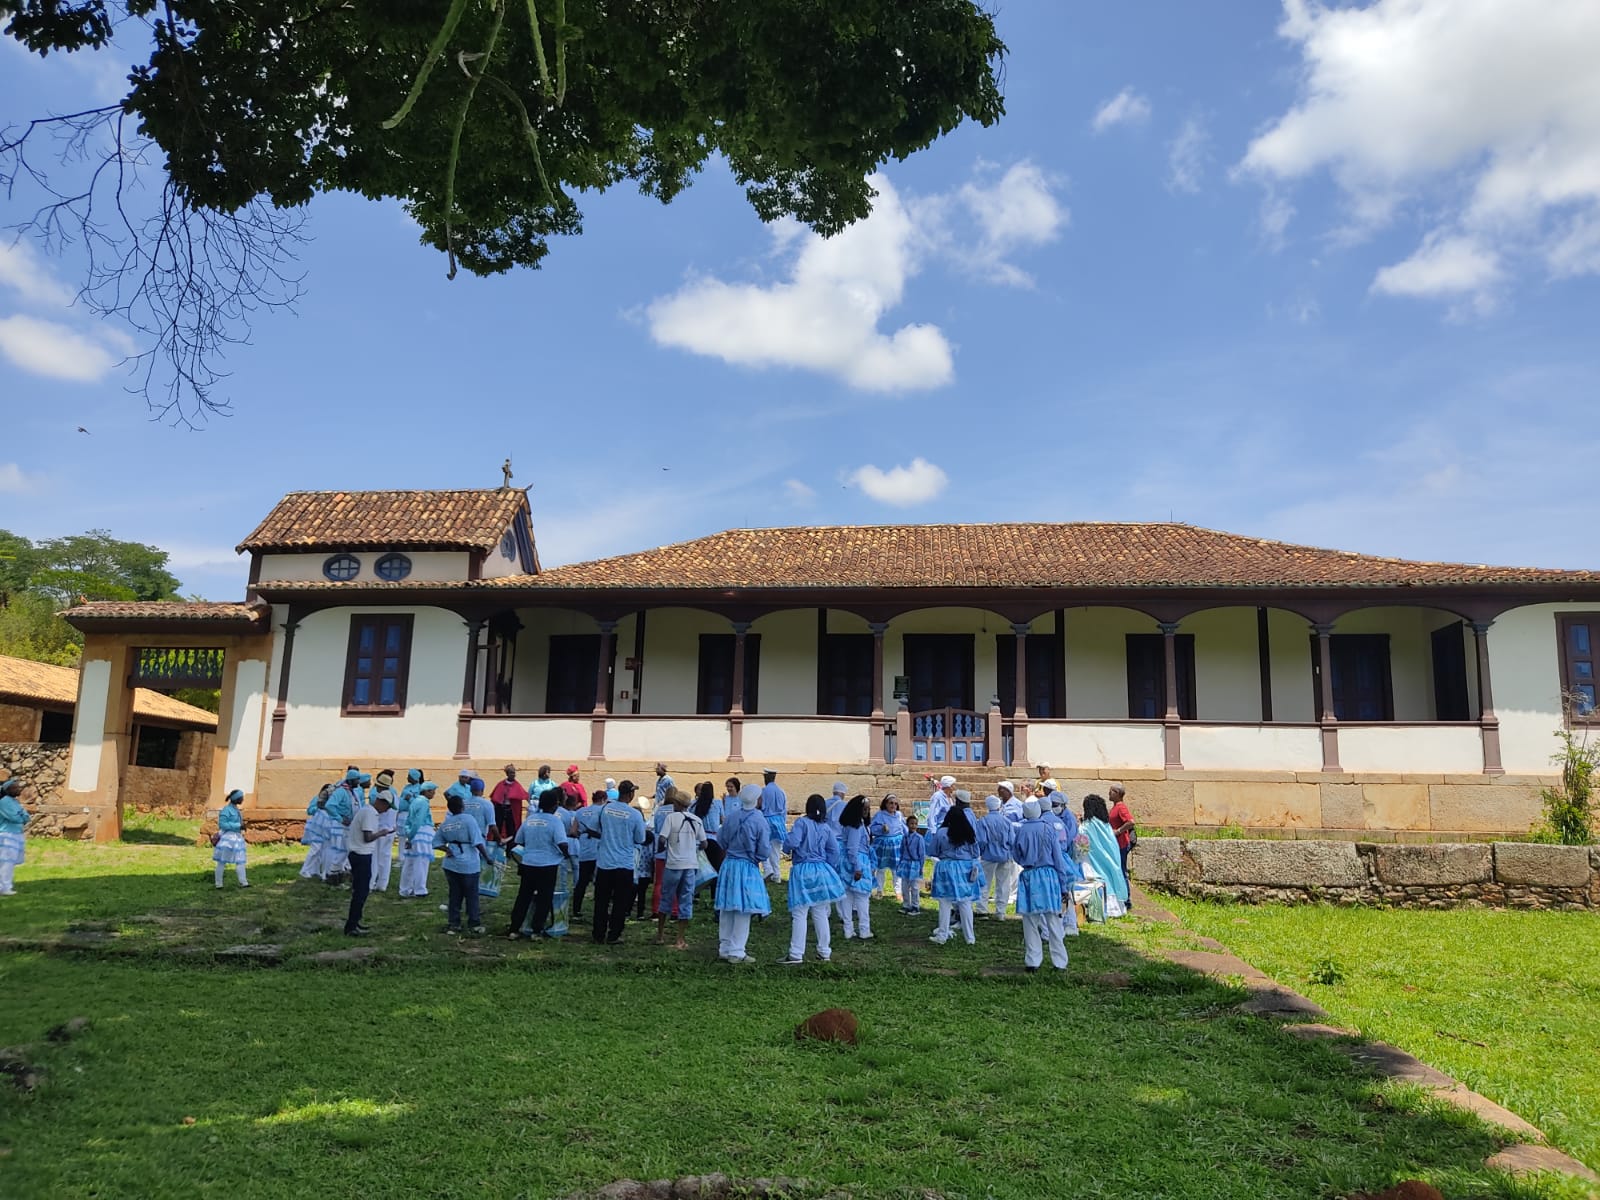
xmin=3 ymin=0 xmax=1600 ymax=600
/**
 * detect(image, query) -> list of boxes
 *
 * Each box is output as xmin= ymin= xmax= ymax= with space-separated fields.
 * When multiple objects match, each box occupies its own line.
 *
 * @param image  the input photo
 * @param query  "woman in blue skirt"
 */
xmin=838 ymin=796 xmax=875 ymax=940
xmin=211 ymin=789 xmax=249 ymax=888
xmin=714 ymin=784 xmax=772 ymax=963
xmin=868 ymin=794 xmax=905 ymax=899
xmin=777 ymin=795 xmax=845 ymax=964
xmin=0 ymin=777 xmax=30 ymax=896
xmin=927 ymin=805 xmax=982 ymax=945
xmin=298 ymin=784 xmax=332 ymax=879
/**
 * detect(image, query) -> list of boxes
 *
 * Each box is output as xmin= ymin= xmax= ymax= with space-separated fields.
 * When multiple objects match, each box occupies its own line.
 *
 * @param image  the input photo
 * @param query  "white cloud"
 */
xmin=0 ymin=315 xmax=122 ymax=382
xmin=847 ymin=457 xmax=949 ymax=508
xmin=1091 ymin=88 xmax=1151 ymax=133
xmin=645 ymin=162 xmax=1066 ymax=390
xmin=1166 ymin=118 xmax=1209 ymax=194
xmin=0 ymin=463 xmax=33 ymax=493
xmin=0 ymin=241 xmax=75 ymax=309
xmin=1371 ymin=233 xmax=1502 ymax=301
xmin=1241 ymin=0 xmax=1600 ymax=303
xmin=782 ymin=479 xmax=816 ymax=505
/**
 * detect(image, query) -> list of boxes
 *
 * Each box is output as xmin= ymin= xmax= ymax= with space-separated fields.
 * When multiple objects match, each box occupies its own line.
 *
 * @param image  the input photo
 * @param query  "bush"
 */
xmin=1536 ymin=727 xmax=1599 ymax=845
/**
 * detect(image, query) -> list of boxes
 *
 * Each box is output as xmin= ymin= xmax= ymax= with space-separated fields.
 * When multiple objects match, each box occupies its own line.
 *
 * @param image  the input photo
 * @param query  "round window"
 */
xmin=374 ymin=553 xmax=412 ymax=581
xmin=500 ymin=531 xmax=516 ymax=560
xmin=322 ymin=554 xmax=360 ymax=581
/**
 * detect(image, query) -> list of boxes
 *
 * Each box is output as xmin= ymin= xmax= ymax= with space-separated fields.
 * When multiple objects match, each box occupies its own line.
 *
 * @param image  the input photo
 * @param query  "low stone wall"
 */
xmin=123 ymin=729 xmax=215 ymax=815
xmin=0 ymin=742 xmax=70 ymax=805
xmin=1134 ymin=836 xmax=1600 ymax=910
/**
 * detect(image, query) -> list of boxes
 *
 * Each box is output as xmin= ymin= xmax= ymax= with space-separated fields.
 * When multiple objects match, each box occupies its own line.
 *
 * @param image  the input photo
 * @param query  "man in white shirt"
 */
xmin=655 ymin=788 xmax=706 ymax=950
xmin=344 ymin=792 xmax=390 ymax=936
xmin=927 ymin=774 xmax=956 ymax=837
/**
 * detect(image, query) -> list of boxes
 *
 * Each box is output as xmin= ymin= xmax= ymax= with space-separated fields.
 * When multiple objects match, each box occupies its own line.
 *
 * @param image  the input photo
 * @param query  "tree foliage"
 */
xmin=1 ymin=0 xmax=1006 ymax=419
xmin=0 ymin=528 xmax=183 ymax=665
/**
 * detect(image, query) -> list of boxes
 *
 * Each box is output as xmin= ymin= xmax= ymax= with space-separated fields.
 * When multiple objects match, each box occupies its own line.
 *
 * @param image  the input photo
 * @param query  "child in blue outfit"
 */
xmin=895 ymin=815 xmax=926 ymax=914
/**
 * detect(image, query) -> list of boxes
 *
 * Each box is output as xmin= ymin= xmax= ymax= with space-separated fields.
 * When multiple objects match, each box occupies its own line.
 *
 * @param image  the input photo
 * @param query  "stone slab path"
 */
xmin=1129 ymin=886 xmax=1598 ymax=1189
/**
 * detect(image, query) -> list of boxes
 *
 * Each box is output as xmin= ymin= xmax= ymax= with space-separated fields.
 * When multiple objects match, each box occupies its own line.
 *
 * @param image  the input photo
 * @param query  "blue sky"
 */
xmin=3 ymin=1 xmax=1599 ymax=599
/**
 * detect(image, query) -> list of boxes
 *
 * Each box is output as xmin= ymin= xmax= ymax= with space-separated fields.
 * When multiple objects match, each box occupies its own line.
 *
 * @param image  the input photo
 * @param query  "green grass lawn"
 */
xmin=0 ymin=832 xmax=1591 ymax=1199
xmin=1165 ymin=898 xmax=1600 ymax=1175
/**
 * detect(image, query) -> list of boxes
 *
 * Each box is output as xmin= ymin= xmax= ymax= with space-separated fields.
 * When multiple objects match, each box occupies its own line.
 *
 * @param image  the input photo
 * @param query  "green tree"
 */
xmin=24 ymin=530 xmax=181 ymax=608
xmin=0 ymin=592 xmax=82 ymax=666
xmin=1 ymin=1 xmax=1006 ymax=420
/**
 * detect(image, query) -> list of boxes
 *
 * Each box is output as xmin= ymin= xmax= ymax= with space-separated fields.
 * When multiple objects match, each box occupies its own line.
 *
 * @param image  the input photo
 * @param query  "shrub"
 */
xmin=1536 ymin=727 xmax=1599 ymax=845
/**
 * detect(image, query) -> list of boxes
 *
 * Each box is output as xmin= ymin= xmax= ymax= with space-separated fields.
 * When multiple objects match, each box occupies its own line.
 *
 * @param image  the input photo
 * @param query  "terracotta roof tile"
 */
xmin=0 ymin=654 xmax=218 ymax=730
xmin=253 ymin=523 xmax=1600 ymax=592
xmin=64 ymin=601 xmax=269 ymax=624
xmin=237 ymin=488 xmax=529 ymax=553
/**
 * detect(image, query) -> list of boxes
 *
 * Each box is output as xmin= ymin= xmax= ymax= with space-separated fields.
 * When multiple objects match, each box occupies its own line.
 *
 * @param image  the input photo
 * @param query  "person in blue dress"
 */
xmin=299 ymin=784 xmax=332 ymax=879
xmin=927 ymin=805 xmax=982 ymax=945
xmin=758 ymin=769 xmax=788 ymax=881
xmin=0 ymin=777 xmax=31 ymax=896
xmin=975 ymin=795 xmax=1018 ymax=918
xmin=435 ymin=794 xmax=491 ymax=934
xmin=1080 ymin=794 xmax=1131 ymax=917
xmin=777 ymin=795 xmax=846 ymax=964
xmin=506 ymin=790 xmax=573 ymax=939
xmin=868 ymin=794 xmax=905 ymax=900
xmin=400 ymin=780 xmax=436 ymax=897
xmin=895 ymin=815 xmax=926 ymax=914
xmin=824 ymin=781 xmax=849 ymax=920
xmin=714 ymin=784 xmax=771 ymax=963
xmin=1010 ymin=799 xmax=1075 ymax=971
xmin=571 ymin=791 xmax=604 ymax=920
xmin=692 ymin=780 xmax=725 ymax=871
xmin=321 ymin=768 xmax=359 ymax=881
xmin=837 ymin=795 xmax=875 ymax=940
xmin=395 ymin=769 xmax=420 ymax=868
xmin=211 ymin=789 xmax=249 ymax=888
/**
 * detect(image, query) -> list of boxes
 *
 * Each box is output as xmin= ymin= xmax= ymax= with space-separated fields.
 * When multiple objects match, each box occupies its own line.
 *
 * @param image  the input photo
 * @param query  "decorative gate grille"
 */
xmin=132 ymin=647 xmax=226 ymax=689
xmin=910 ymin=708 xmax=985 ymax=763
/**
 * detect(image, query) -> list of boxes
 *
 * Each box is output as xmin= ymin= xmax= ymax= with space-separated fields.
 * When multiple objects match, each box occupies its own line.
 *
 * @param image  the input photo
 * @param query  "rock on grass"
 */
xmin=794 ymin=1008 xmax=858 ymax=1046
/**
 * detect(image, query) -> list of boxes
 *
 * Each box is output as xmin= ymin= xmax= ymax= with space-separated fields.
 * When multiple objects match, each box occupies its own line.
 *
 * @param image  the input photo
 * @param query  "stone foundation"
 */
xmin=0 ymin=743 xmax=70 ymax=805
xmin=1136 ymin=837 xmax=1600 ymax=910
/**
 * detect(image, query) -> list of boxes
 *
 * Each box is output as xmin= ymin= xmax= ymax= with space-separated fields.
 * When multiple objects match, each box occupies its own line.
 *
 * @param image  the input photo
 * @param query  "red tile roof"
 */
xmin=253 ymin=523 xmax=1600 ymax=592
xmin=237 ymin=488 xmax=529 ymax=553
xmin=0 ymin=654 xmax=219 ymax=730
xmin=64 ymin=601 xmax=269 ymax=625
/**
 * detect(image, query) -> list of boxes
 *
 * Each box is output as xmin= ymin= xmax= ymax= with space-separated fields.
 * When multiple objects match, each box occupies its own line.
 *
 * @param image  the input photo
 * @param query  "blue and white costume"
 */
xmin=713 ymin=788 xmax=772 ymax=962
xmin=1011 ymin=802 xmax=1075 ymax=969
xmin=299 ymin=792 xmax=330 ymax=878
xmin=370 ymin=774 xmax=399 ymax=892
xmin=0 ymin=781 xmax=30 ymax=895
xmin=212 ymin=791 xmax=249 ymax=888
xmin=1082 ymin=815 xmax=1129 ymax=917
xmin=896 ymin=827 xmax=927 ymax=914
xmin=320 ymin=773 xmax=358 ymax=878
xmin=782 ymin=815 xmax=844 ymax=962
xmin=399 ymin=783 xmax=437 ymax=897
xmin=868 ymin=807 xmax=906 ymax=897
xmin=759 ymin=776 xmax=788 ymax=880
xmin=927 ymin=822 xmax=981 ymax=945
xmin=975 ymin=798 xmax=1018 ymax=917
xmin=838 ymin=821 xmax=874 ymax=940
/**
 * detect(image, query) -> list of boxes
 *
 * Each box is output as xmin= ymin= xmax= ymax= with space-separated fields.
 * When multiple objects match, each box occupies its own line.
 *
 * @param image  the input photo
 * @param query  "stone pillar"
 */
xmin=61 ymin=638 xmax=134 ymax=842
xmin=589 ymin=619 xmax=615 ymax=760
xmin=984 ymin=694 xmax=1004 ymax=767
xmin=265 ymin=611 xmax=299 ymax=760
xmin=1159 ymin=620 xmax=1183 ymax=770
xmin=1472 ymin=620 xmax=1504 ymax=775
xmin=213 ymin=633 xmax=273 ymax=817
xmin=1313 ymin=622 xmax=1342 ymax=773
xmin=728 ymin=620 xmax=749 ymax=762
xmin=1010 ymin=621 xmax=1032 ymax=768
xmin=455 ymin=616 xmax=483 ymax=760
xmin=894 ymin=699 xmax=912 ymax=766
xmin=868 ymin=621 xmax=888 ymax=766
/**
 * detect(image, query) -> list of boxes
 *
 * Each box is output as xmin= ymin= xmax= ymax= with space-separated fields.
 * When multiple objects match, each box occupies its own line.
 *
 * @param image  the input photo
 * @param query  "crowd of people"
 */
xmin=268 ymin=761 xmax=1137 ymax=972
xmin=0 ymin=761 xmax=1139 ymax=973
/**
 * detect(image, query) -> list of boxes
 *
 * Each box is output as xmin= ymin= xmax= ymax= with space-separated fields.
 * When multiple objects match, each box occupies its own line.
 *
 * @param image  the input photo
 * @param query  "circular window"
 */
xmin=500 ymin=531 xmax=516 ymax=560
xmin=322 ymin=554 xmax=360 ymax=581
xmin=374 ymin=553 xmax=412 ymax=581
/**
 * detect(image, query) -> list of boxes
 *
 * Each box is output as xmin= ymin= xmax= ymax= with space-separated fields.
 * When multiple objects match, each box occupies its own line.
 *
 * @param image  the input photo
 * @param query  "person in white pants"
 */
xmin=370 ymin=770 xmax=399 ymax=892
xmin=837 ymin=796 xmax=874 ymax=940
xmin=926 ymin=804 xmax=981 ymax=946
xmin=714 ymin=785 xmax=773 ymax=963
xmin=777 ymin=795 xmax=846 ymax=964
xmin=974 ymin=795 xmax=1017 ymax=917
xmin=299 ymin=785 xmax=332 ymax=878
xmin=1011 ymin=798 xmax=1074 ymax=972
xmin=399 ymin=781 xmax=437 ymax=897
xmin=0 ymin=777 xmax=31 ymax=896
xmin=211 ymin=789 xmax=250 ymax=889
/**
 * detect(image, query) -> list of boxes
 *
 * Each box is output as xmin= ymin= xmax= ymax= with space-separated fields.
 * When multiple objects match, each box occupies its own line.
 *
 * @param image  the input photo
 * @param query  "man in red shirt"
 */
xmin=490 ymin=764 xmax=529 ymax=840
xmin=560 ymin=764 xmax=589 ymax=807
xmin=1107 ymin=783 xmax=1136 ymax=908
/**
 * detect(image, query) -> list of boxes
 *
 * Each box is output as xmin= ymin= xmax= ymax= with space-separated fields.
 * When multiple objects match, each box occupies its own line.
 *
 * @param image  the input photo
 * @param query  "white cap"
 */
xmin=985 ymin=795 xmax=1000 ymax=812
xmin=1023 ymin=799 xmax=1042 ymax=820
xmin=939 ymin=774 xmax=957 ymax=788
xmin=996 ymin=780 xmax=1014 ymax=794
xmin=604 ymin=777 xmax=616 ymax=788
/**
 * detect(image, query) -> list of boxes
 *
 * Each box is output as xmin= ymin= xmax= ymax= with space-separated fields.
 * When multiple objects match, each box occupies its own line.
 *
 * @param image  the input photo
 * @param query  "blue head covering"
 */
xmin=407 ymin=768 xmax=422 ymax=783
xmin=344 ymin=768 xmax=360 ymax=782
xmin=419 ymin=781 xmax=438 ymax=794
xmin=225 ymin=789 xmax=244 ymax=804
xmin=358 ymin=772 xmax=372 ymax=786
xmin=469 ymin=777 xmax=485 ymax=796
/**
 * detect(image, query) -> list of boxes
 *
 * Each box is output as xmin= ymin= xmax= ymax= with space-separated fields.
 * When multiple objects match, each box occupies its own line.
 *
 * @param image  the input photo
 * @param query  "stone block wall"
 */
xmin=0 ymin=703 xmax=41 ymax=742
xmin=1134 ymin=836 xmax=1599 ymax=910
xmin=0 ymin=742 xmax=69 ymax=803
xmin=122 ymin=729 xmax=216 ymax=816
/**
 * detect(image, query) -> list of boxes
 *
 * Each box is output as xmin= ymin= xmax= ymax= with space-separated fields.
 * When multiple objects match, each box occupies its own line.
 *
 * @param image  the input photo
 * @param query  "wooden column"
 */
xmin=455 ymin=615 xmax=484 ymax=760
xmin=868 ymin=620 xmax=888 ymax=766
xmin=265 ymin=609 xmax=301 ymax=760
xmin=1256 ymin=606 xmax=1274 ymax=722
xmin=589 ymin=619 xmax=615 ymax=760
xmin=1010 ymin=621 xmax=1032 ymax=767
xmin=728 ymin=620 xmax=749 ymax=762
xmin=1159 ymin=620 xmax=1183 ymax=770
xmin=1472 ymin=620 xmax=1504 ymax=775
xmin=1313 ymin=622 xmax=1341 ymax=772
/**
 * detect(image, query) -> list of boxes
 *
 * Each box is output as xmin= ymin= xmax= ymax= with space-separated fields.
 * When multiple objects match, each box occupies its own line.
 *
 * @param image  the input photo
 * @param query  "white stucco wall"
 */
xmin=66 ymin=657 xmax=111 ymax=792
xmin=741 ymin=718 xmax=870 ymax=764
xmin=1332 ymin=607 xmax=1439 ymax=721
xmin=279 ymin=606 xmax=465 ymax=759
xmin=479 ymin=535 xmax=525 ymax=578
xmin=1266 ymin=607 xmax=1317 ymax=722
xmin=1182 ymin=724 xmax=1322 ymax=771
xmin=258 ymin=551 xmax=472 ymax=583
xmin=470 ymin=716 xmax=591 ymax=762
xmin=1184 ymin=608 xmax=1263 ymax=721
xmin=1491 ymin=602 xmax=1594 ymax=774
xmin=1028 ymin=722 xmax=1165 ymax=769
xmin=1338 ymin=725 xmax=1484 ymax=774
xmin=752 ymin=610 xmax=819 ymax=715
xmin=1061 ymin=607 xmax=1156 ymax=719
xmin=605 ymin=718 xmax=728 ymax=761
xmin=511 ymin=608 xmax=606 ymax=711
xmin=223 ymin=658 xmax=269 ymax=794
